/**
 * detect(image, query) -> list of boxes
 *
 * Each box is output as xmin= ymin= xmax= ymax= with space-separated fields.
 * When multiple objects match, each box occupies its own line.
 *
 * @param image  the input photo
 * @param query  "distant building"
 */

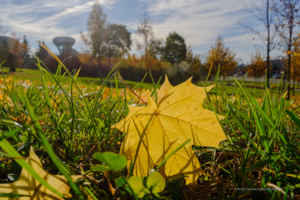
xmin=52 ymin=36 xmax=77 ymax=56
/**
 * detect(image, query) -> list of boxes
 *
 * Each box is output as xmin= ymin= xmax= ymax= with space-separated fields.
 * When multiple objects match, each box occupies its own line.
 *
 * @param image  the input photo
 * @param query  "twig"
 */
xmin=118 ymin=77 xmax=147 ymax=105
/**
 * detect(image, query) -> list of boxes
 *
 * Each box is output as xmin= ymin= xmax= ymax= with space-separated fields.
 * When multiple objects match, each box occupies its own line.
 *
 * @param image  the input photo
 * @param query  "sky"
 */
xmin=0 ymin=0 xmax=285 ymax=64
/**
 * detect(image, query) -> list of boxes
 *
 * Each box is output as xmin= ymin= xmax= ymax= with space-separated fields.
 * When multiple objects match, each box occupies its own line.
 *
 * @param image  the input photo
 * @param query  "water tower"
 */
xmin=52 ymin=37 xmax=75 ymax=55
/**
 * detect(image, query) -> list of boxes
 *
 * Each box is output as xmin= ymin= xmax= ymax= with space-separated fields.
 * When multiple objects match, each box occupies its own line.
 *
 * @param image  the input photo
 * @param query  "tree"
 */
xmin=283 ymin=36 xmax=300 ymax=92
xmin=274 ymin=0 xmax=300 ymax=100
xmin=247 ymin=50 xmax=266 ymax=87
xmin=21 ymin=35 xmax=30 ymax=68
xmin=186 ymin=46 xmax=201 ymax=69
xmin=292 ymin=36 xmax=300 ymax=90
xmin=6 ymin=53 xmax=16 ymax=72
xmin=35 ymin=41 xmax=49 ymax=61
xmin=0 ymin=18 xmax=9 ymax=62
xmin=101 ymin=24 xmax=131 ymax=69
xmin=0 ymin=39 xmax=10 ymax=62
xmin=185 ymin=46 xmax=203 ymax=80
xmin=136 ymin=14 xmax=155 ymax=74
xmin=148 ymin=38 xmax=164 ymax=59
xmin=10 ymin=32 xmax=23 ymax=68
xmin=142 ymin=52 xmax=164 ymax=71
xmin=205 ymin=36 xmax=237 ymax=80
xmin=164 ymin=32 xmax=187 ymax=73
xmin=80 ymin=0 xmax=107 ymax=60
xmin=240 ymin=0 xmax=279 ymax=89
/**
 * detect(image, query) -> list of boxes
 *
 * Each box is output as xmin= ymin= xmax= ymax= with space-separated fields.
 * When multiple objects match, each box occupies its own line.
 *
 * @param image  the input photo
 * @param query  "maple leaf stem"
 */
xmin=118 ymin=77 xmax=147 ymax=105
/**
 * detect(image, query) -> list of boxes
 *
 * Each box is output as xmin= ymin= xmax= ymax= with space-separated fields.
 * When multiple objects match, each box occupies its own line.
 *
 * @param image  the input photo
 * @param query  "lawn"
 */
xmin=0 ymin=66 xmax=153 ymax=89
xmin=0 ymin=64 xmax=299 ymax=199
xmin=0 ymin=62 xmax=300 ymax=199
xmin=2 ymin=66 xmax=300 ymax=98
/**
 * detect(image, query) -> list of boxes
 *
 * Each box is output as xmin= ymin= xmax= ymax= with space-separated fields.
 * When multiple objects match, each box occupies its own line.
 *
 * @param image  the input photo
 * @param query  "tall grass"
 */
xmin=199 ymin=71 xmax=300 ymax=199
xmin=0 ymin=52 xmax=299 ymax=200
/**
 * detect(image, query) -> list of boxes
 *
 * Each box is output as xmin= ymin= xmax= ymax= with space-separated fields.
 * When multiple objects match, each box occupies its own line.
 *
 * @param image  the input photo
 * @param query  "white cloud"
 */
xmin=0 ymin=0 xmax=280 ymax=62
xmin=0 ymin=0 xmax=118 ymax=54
xmin=134 ymin=0 xmax=270 ymax=62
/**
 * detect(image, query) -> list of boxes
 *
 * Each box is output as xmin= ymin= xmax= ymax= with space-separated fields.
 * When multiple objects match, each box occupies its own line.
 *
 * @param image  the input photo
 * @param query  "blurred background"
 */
xmin=0 ymin=0 xmax=300 ymax=98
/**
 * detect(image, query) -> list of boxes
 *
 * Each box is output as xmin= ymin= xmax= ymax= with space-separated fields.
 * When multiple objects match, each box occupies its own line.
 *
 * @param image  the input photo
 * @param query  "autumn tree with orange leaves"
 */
xmin=274 ymin=0 xmax=300 ymax=100
xmin=247 ymin=50 xmax=266 ymax=87
xmin=10 ymin=33 xmax=23 ymax=69
xmin=205 ymin=36 xmax=237 ymax=80
xmin=290 ymin=36 xmax=300 ymax=93
xmin=185 ymin=46 xmax=205 ymax=80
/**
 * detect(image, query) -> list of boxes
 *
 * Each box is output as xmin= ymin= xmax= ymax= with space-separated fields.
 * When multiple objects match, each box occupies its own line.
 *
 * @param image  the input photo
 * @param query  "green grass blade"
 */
xmin=245 ymin=159 xmax=273 ymax=172
xmin=156 ymin=139 xmax=191 ymax=170
xmin=0 ymin=140 xmax=64 ymax=198
xmin=19 ymin=88 xmax=84 ymax=199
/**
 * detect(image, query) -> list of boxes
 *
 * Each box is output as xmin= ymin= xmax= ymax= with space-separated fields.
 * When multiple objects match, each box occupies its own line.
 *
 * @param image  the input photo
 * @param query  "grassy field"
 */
xmin=2 ymin=67 xmax=300 ymax=98
xmin=0 ymin=67 xmax=153 ymax=89
xmin=0 ymin=63 xmax=300 ymax=199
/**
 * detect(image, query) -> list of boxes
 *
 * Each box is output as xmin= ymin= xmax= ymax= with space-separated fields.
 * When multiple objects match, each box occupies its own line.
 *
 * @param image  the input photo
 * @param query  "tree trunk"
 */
xmin=287 ymin=5 xmax=294 ymax=100
xmin=171 ymin=62 xmax=175 ymax=76
xmin=97 ymin=56 xmax=102 ymax=80
xmin=283 ymin=72 xmax=285 ymax=93
xmin=145 ymin=36 xmax=150 ymax=77
xmin=9 ymin=64 xmax=16 ymax=73
xmin=293 ymin=56 xmax=296 ymax=96
xmin=199 ymin=68 xmax=202 ymax=81
xmin=266 ymin=0 xmax=270 ymax=89
xmin=288 ymin=52 xmax=291 ymax=99
xmin=255 ymin=76 xmax=257 ymax=87
xmin=172 ymin=64 xmax=175 ymax=75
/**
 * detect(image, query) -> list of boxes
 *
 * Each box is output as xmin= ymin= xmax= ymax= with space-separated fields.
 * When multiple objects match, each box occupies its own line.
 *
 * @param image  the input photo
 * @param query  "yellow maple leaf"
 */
xmin=112 ymin=76 xmax=226 ymax=184
xmin=0 ymin=147 xmax=82 ymax=199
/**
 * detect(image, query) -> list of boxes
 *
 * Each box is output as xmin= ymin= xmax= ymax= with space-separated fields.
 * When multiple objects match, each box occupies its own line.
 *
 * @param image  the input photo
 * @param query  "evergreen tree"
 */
xmin=0 ymin=39 xmax=10 ymax=62
xmin=35 ymin=41 xmax=49 ymax=61
xmin=0 ymin=18 xmax=8 ymax=62
xmin=21 ymin=35 xmax=30 ymax=68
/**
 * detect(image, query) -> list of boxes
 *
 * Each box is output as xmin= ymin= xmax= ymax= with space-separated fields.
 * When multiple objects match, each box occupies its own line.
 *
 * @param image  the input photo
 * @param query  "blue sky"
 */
xmin=0 ymin=0 xmax=281 ymax=64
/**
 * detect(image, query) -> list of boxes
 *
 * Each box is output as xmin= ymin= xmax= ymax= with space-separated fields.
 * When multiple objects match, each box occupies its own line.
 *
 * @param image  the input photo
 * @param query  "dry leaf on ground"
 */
xmin=112 ymin=76 xmax=227 ymax=184
xmin=0 ymin=147 xmax=82 ymax=200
